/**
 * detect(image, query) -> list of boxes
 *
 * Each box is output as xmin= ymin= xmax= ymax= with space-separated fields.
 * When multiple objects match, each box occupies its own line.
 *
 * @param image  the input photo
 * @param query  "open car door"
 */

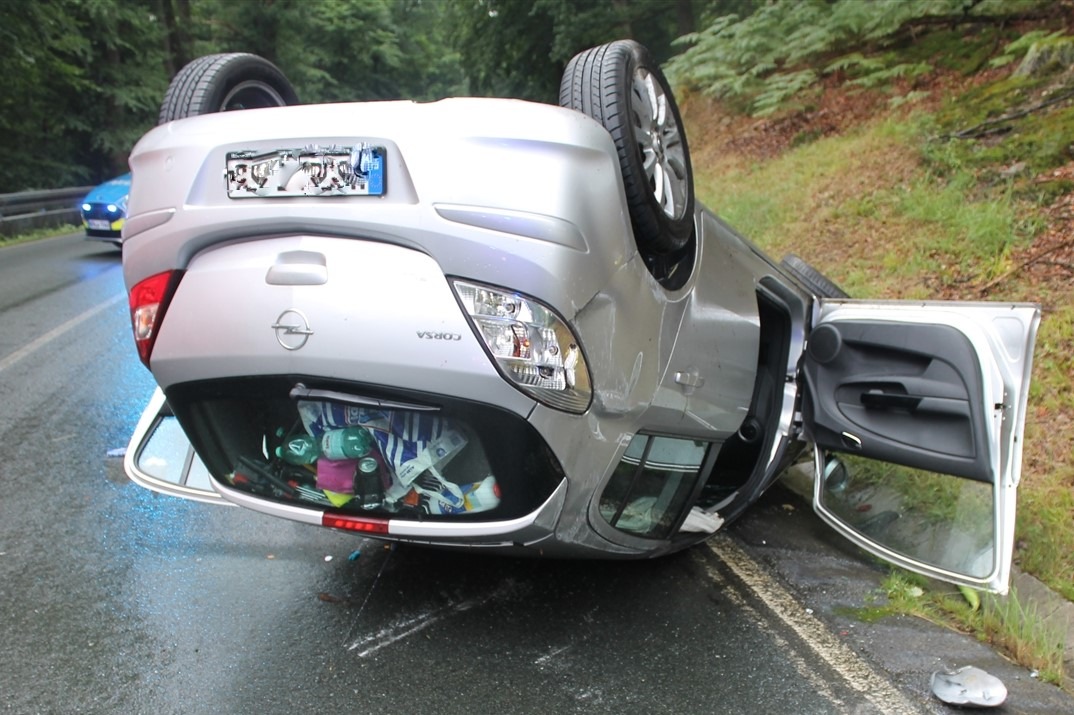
xmin=124 ymin=387 xmax=230 ymax=506
xmin=802 ymin=300 xmax=1039 ymax=594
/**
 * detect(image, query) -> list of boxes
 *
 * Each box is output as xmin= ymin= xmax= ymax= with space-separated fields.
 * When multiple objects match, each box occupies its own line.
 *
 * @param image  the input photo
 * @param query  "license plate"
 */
xmin=226 ymin=144 xmax=386 ymax=198
xmin=88 ymin=219 xmax=111 ymax=230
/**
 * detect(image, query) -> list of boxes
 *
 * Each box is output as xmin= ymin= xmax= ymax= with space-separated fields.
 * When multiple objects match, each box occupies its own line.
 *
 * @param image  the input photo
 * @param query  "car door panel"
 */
xmin=803 ymin=301 xmax=1039 ymax=593
xmin=803 ymin=319 xmax=990 ymax=481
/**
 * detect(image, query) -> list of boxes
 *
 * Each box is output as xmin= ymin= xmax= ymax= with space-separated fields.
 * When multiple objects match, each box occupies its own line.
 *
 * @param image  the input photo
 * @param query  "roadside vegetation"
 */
xmin=0 ymin=224 xmax=81 ymax=249
xmin=676 ymin=0 xmax=1072 ymax=684
xmin=853 ymin=572 xmax=1069 ymax=686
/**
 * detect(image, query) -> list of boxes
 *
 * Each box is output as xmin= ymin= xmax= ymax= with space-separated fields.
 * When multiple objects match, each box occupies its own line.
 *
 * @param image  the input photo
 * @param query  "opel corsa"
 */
xmin=123 ymin=43 xmax=1039 ymax=594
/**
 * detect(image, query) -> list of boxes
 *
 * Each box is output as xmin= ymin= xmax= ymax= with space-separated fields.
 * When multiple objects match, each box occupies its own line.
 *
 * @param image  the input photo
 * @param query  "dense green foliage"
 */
xmin=1 ymin=1 xmax=168 ymax=190
xmin=0 ymin=0 xmax=713 ymax=193
xmin=0 ymin=0 xmax=465 ymax=191
xmin=0 ymin=0 xmax=1059 ymax=192
xmin=666 ymin=0 xmax=1053 ymax=115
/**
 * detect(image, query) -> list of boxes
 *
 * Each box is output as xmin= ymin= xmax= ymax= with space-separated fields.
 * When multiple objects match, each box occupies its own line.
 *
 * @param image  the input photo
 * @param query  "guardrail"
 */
xmin=0 ymin=186 xmax=93 ymax=237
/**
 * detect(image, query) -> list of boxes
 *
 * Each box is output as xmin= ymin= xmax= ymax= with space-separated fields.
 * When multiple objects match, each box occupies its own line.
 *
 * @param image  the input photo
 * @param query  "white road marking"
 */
xmin=705 ymin=536 xmax=923 ymax=715
xmin=0 ymin=293 xmax=126 ymax=374
xmin=696 ymin=551 xmax=853 ymax=709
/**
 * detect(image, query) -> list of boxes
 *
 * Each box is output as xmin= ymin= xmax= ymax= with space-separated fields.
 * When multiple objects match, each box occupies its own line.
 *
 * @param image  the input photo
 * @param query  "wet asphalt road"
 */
xmin=1 ymin=234 xmax=1072 ymax=714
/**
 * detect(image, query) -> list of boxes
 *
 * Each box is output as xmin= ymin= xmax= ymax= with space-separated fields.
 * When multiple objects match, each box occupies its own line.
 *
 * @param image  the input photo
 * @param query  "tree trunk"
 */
xmin=677 ymin=0 xmax=695 ymax=36
xmin=155 ymin=0 xmax=177 ymax=77
xmin=174 ymin=0 xmax=192 ymax=68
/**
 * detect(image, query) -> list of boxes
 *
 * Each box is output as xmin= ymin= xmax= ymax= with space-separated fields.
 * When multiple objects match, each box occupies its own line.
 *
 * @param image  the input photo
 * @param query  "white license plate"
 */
xmin=226 ymin=144 xmax=386 ymax=198
xmin=88 ymin=219 xmax=112 ymax=230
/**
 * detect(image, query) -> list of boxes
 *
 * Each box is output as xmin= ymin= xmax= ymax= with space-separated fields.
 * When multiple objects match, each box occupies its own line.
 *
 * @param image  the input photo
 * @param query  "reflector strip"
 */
xmin=322 ymin=513 xmax=390 ymax=534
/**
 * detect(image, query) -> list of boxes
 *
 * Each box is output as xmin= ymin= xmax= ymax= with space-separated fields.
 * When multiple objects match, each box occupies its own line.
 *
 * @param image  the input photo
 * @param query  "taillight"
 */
xmin=322 ymin=513 xmax=390 ymax=534
xmin=451 ymin=280 xmax=592 ymax=413
xmin=128 ymin=270 xmax=180 ymax=368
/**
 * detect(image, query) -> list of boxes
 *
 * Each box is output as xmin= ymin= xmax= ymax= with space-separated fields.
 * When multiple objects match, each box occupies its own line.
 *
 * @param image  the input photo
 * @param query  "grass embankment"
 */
xmin=682 ymin=58 xmax=1073 ymax=685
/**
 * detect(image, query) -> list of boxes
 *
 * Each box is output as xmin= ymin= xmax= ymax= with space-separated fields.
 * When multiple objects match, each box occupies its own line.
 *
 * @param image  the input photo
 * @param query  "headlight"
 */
xmin=452 ymin=280 xmax=592 ymax=413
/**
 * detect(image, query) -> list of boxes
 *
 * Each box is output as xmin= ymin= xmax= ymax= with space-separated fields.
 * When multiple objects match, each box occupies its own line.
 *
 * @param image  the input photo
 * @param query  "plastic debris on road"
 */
xmin=930 ymin=665 xmax=1007 ymax=707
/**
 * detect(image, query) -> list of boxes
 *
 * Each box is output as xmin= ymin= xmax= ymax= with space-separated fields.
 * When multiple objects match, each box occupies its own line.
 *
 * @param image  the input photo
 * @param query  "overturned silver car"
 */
xmin=123 ymin=44 xmax=1038 ymax=593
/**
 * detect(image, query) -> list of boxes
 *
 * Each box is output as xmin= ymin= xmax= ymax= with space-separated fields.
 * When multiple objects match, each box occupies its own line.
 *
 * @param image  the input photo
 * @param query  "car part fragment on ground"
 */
xmin=931 ymin=665 xmax=1008 ymax=707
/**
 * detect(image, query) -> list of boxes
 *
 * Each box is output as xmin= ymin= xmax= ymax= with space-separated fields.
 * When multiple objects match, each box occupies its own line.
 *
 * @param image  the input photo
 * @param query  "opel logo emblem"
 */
xmin=271 ymin=309 xmax=313 ymax=351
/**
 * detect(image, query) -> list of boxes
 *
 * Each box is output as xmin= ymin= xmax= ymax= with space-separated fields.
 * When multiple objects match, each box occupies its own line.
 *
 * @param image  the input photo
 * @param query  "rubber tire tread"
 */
xmin=781 ymin=254 xmax=849 ymax=299
xmin=158 ymin=53 xmax=298 ymax=125
xmin=559 ymin=41 xmax=694 ymax=255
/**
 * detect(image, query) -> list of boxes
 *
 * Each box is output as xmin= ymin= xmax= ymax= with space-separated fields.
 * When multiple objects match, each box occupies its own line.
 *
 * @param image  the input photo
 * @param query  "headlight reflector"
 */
xmin=452 ymin=280 xmax=591 ymax=413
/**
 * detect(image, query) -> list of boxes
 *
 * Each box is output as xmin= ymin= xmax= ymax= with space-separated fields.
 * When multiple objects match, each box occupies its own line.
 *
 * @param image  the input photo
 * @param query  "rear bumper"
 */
xmin=217 ymin=472 xmax=569 ymax=549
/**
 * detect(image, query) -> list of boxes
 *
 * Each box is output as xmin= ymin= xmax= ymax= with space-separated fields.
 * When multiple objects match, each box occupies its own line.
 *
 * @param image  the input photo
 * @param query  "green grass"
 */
xmin=1016 ymin=476 xmax=1074 ymax=603
xmin=849 ymin=572 xmax=1068 ymax=686
xmin=928 ymin=74 xmax=1074 ymax=184
xmin=0 ymin=223 xmax=82 ymax=248
xmin=980 ymin=587 xmax=1068 ymax=685
xmin=695 ymin=115 xmax=1034 ymax=298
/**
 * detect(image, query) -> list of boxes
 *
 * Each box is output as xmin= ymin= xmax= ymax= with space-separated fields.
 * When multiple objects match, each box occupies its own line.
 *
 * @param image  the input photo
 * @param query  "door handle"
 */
xmin=860 ymin=391 xmax=923 ymax=411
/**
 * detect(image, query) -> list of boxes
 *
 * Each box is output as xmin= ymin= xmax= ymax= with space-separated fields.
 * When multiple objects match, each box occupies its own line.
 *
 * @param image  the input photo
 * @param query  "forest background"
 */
xmin=1 ymin=0 xmax=739 ymax=193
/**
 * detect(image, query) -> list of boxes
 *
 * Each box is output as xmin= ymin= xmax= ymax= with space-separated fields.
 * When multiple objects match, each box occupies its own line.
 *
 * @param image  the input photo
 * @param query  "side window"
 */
xmin=818 ymin=454 xmax=996 ymax=579
xmin=598 ymin=435 xmax=708 ymax=539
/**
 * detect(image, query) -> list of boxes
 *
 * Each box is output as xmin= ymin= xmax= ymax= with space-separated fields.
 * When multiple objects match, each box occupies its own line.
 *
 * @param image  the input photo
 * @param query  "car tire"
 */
xmin=780 ymin=254 xmax=849 ymax=299
xmin=560 ymin=40 xmax=694 ymax=255
xmin=159 ymin=53 xmax=299 ymax=124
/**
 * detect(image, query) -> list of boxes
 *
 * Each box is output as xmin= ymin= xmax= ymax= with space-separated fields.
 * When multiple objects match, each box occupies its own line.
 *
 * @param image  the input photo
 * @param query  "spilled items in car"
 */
xmin=231 ymin=393 xmax=502 ymax=517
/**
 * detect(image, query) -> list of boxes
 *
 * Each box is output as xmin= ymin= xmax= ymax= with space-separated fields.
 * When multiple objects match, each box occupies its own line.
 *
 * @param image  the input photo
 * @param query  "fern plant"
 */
xmin=988 ymin=30 xmax=1066 ymax=68
xmin=666 ymin=0 xmax=1052 ymax=116
xmin=850 ymin=61 xmax=933 ymax=89
xmin=751 ymin=69 xmax=818 ymax=115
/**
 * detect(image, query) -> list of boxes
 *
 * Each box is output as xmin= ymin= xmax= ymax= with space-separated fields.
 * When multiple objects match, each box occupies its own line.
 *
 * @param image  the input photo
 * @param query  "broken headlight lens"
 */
xmin=452 ymin=280 xmax=592 ymax=413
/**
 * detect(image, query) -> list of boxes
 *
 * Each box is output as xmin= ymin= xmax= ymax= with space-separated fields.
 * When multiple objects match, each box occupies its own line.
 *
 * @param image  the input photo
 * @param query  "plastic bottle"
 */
xmin=462 ymin=476 xmax=501 ymax=513
xmin=320 ymin=426 xmax=374 ymax=460
xmin=275 ymin=433 xmax=320 ymax=465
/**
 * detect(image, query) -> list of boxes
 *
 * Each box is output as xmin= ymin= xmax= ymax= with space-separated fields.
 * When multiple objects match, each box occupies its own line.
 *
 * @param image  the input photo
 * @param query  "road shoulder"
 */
xmin=723 ymin=477 xmax=1074 ymax=713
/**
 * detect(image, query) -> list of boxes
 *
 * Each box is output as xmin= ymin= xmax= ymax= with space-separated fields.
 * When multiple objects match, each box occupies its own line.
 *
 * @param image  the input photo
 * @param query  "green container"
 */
xmin=320 ymin=426 xmax=374 ymax=460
